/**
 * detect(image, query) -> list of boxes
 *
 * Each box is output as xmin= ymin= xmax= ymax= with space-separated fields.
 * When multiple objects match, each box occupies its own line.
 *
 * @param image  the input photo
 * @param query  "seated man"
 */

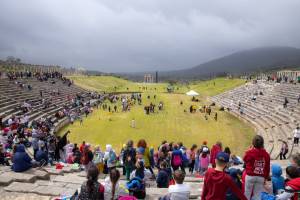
xmin=35 ymin=142 xmax=48 ymax=166
xmin=160 ymin=170 xmax=190 ymax=200
xmin=12 ymin=144 xmax=32 ymax=172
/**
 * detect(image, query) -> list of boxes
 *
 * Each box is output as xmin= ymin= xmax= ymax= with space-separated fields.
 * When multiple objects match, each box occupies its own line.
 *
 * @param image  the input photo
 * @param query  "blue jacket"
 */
xmin=226 ymin=168 xmax=242 ymax=200
xmin=35 ymin=149 xmax=48 ymax=165
xmin=271 ymin=164 xmax=285 ymax=194
xmin=12 ymin=144 xmax=32 ymax=172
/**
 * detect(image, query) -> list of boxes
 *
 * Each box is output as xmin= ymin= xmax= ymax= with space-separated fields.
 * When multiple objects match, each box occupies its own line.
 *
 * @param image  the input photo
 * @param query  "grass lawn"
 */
xmin=60 ymin=76 xmax=253 ymax=155
xmin=68 ymin=75 xmax=246 ymax=95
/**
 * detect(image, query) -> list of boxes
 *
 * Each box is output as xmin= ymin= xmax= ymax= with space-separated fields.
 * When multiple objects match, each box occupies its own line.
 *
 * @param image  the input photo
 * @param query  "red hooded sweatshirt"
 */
xmin=201 ymin=168 xmax=247 ymax=200
xmin=210 ymin=144 xmax=221 ymax=167
xmin=243 ymin=147 xmax=270 ymax=179
xmin=286 ymin=178 xmax=300 ymax=200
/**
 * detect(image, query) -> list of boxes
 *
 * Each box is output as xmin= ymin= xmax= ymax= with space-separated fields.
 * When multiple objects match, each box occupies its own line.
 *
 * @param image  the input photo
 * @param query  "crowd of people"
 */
xmin=72 ymin=136 xmax=300 ymax=200
xmin=2 ymin=72 xmax=300 ymax=200
xmin=4 ymin=125 xmax=300 ymax=200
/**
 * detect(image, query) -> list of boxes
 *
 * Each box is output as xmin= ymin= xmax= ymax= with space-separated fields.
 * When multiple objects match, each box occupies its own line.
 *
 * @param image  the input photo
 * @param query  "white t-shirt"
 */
xmin=293 ymin=129 xmax=300 ymax=138
xmin=168 ymin=184 xmax=190 ymax=193
xmin=168 ymin=184 xmax=190 ymax=200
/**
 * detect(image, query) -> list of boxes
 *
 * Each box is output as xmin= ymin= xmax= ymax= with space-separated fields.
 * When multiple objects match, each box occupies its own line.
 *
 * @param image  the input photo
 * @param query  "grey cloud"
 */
xmin=0 ymin=0 xmax=299 ymax=72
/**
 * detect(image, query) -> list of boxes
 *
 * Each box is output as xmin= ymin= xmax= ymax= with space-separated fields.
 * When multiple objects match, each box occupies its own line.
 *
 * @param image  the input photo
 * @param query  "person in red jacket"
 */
xmin=210 ymin=141 xmax=222 ymax=168
xmin=243 ymin=135 xmax=270 ymax=200
xmin=79 ymin=141 xmax=86 ymax=153
xmin=201 ymin=152 xmax=247 ymax=200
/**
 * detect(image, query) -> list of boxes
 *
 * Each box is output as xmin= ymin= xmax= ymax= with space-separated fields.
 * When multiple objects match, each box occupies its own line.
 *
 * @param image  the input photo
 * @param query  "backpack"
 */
xmin=108 ymin=151 xmax=117 ymax=164
xmin=260 ymin=192 xmax=275 ymax=200
xmin=118 ymin=195 xmax=137 ymax=200
xmin=127 ymin=178 xmax=146 ymax=199
xmin=172 ymin=154 xmax=182 ymax=167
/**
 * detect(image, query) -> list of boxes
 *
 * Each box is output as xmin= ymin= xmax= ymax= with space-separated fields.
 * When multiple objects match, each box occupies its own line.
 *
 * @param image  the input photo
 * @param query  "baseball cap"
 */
xmin=216 ymin=152 xmax=230 ymax=163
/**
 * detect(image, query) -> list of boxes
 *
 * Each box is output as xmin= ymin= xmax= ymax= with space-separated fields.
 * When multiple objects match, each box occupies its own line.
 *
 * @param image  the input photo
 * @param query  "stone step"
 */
xmin=3 ymin=181 xmax=77 ymax=197
xmin=0 ymin=168 xmax=50 ymax=186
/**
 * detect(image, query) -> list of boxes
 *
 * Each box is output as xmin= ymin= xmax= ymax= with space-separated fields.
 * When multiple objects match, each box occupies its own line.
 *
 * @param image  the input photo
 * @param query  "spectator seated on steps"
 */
xmin=35 ymin=141 xmax=49 ymax=166
xmin=159 ymin=170 xmax=190 ymax=200
xmin=12 ymin=144 xmax=32 ymax=172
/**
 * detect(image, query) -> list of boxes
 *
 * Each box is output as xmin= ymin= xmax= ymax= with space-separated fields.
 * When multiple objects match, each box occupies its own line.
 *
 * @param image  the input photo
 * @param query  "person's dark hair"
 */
xmin=110 ymin=168 xmax=120 ymax=200
xmin=292 ymin=153 xmax=300 ymax=167
xmin=169 ymin=142 xmax=174 ymax=150
xmin=137 ymin=139 xmax=147 ymax=148
xmin=135 ymin=161 xmax=145 ymax=179
xmin=224 ymin=147 xmax=231 ymax=155
xmin=160 ymin=160 xmax=168 ymax=169
xmin=127 ymin=140 xmax=133 ymax=148
xmin=161 ymin=140 xmax=167 ymax=145
xmin=178 ymin=142 xmax=183 ymax=147
xmin=174 ymin=170 xmax=185 ymax=184
xmin=286 ymin=166 xmax=300 ymax=179
xmin=86 ymin=165 xmax=99 ymax=194
xmin=252 ymin=135 xmax=264 ymax=148
xmin=82 ymin=141 xmax=85 ymax=144
xmin=191 ymin=144 xmax=197 ymax=151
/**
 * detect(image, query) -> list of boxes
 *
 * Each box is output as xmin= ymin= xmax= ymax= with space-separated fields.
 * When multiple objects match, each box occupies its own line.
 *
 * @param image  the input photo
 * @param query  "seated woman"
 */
xmin=12 ymin=144 xmax=32 ymax=172
xmin=104 ymin=168 xmax=128 ymax=200
xmin=78 ymin=165 xmax=104 ymax=200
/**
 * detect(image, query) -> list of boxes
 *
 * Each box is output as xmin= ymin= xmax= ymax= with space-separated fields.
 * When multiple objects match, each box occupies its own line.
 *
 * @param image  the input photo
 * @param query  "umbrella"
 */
xmin=186 ymin=90 xmax=199 ymax=96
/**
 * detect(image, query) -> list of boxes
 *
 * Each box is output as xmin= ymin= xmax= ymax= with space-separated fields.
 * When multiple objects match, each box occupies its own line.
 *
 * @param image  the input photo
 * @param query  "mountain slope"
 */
xmin=159 ymin=46 xmax=300 ymax=80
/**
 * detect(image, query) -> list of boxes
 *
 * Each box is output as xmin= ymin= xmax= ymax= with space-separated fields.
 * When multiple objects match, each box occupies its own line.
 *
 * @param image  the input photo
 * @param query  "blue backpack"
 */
xmin=261 ymin=192 xmax=276 ymax=200
xmin=108 ymin=151 xmax=117 ymax=164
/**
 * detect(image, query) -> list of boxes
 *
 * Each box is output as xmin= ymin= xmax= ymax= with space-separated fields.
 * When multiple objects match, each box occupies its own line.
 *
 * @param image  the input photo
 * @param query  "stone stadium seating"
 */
xmin=1 ymin=77 xmax=297 ymax=199
xmin=211 ymin=80 xmax=300 ymax=159
xmin=0 ymin=77 xmax=88 ymax=131
xmin=0 ymin=164 xmax=203 ymax=199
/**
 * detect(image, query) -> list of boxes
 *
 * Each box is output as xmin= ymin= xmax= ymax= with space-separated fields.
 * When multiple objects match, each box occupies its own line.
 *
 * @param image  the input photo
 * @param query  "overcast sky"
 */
xmin=0 ymin=0 xmax=299 ymax=72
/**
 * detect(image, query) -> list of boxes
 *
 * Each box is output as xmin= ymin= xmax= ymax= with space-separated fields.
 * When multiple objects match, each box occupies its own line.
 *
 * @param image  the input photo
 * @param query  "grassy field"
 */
xmin=60 ymin=76 xmax=253 ymax=155
xmin=68 ymin=75 xmax=246 ymax=95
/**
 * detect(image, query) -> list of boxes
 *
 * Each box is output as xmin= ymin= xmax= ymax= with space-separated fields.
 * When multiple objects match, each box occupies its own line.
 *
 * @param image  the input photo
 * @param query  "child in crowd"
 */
xmin=201 ymin=152 xmax=247 ymax=200
xmin=188 ymin=144 xmax=197 ymax=174
xmin=159 ymin=170 xmax=190 ymax=200
xmin=243 ymin=135 xmax=270 ymax=200
xmin=78 ymin=165 xmax=104 ymax=200
xmin=271 ymin=164 xmax=285 ymax=195
xmin=104 ymin=168 xmax=128 ymax=200
xmin=199 ymin=146 xmax=210 ymax=175
xmin=156 ymin=160 xmax=171 ymax=188
xmin=171 ymin=144 xmax=184 ymax=172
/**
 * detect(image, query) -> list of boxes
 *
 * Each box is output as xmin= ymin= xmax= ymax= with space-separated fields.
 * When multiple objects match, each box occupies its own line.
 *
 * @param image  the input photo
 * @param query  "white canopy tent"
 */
xmin=186 ymin=90 xmax=199 ymax=96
